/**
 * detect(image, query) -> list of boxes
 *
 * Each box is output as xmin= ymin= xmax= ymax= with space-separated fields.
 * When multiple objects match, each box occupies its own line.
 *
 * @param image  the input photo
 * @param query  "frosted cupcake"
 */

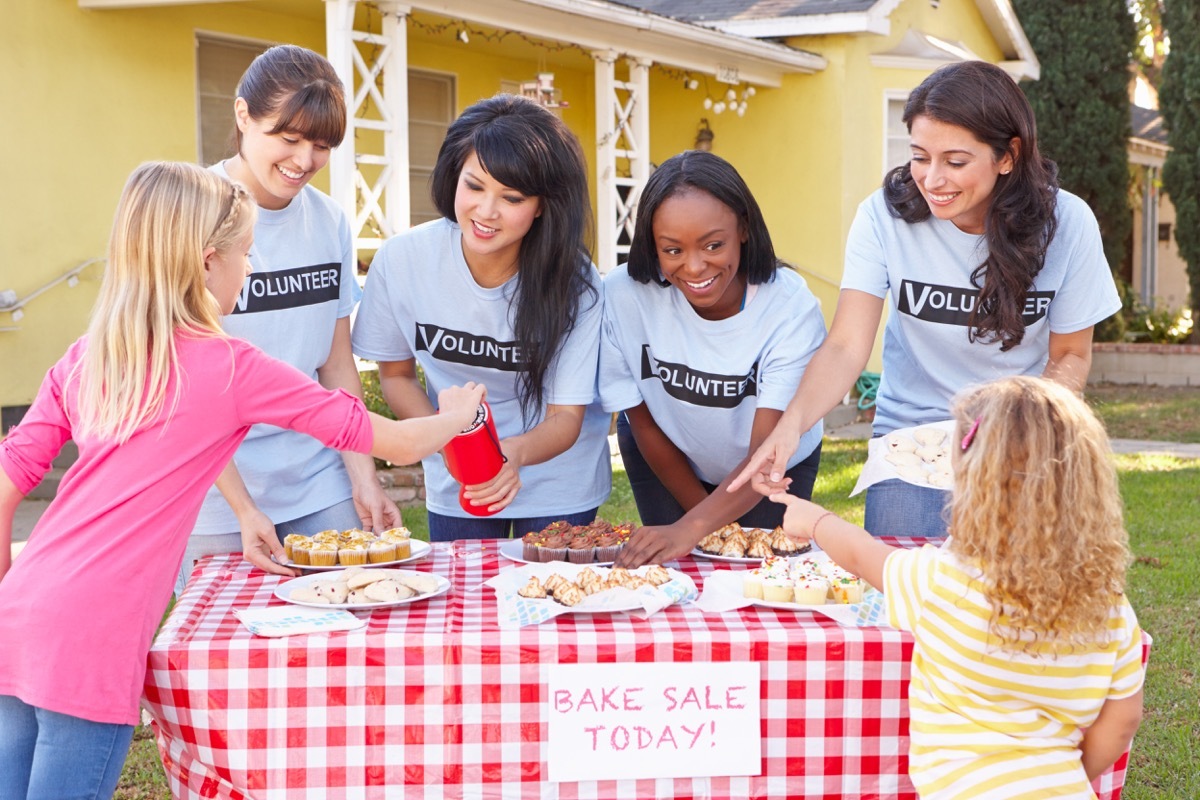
xmin=567 ymin=530 xmax=596 ymax=564
xmin=539 ymin=533 xmax=569 ymax=563
xmin=761 ymin=576 xmax=794 ymax=603
xmin=290 ymin=538 xmax=312 ymax=566
xmin=828 ymin=574 xmax=865 ymax=604
xmin=309 ymin=542 xmax=339 ymax=567
xmin=742 ymin=568 xmax=765 ymax=600
xmin=593 ymin=531 xmax=622 ymax=563
xmin=380 ymin=528 xmax=413 ymax=560
xmin=792 ymin=575 xmax=829 ymax=605
xmin=338 ymin=541 xmax=370 ymax=566
xmin=283 ymin=533 xmax=308 ymax=563
xmin=367 ymin=538 xmax=398 ymax=564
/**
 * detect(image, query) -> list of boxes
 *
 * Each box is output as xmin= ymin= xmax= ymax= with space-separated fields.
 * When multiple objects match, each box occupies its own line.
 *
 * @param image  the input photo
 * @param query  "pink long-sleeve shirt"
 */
xmin=0 ymin=333 xmax=373 ymax=724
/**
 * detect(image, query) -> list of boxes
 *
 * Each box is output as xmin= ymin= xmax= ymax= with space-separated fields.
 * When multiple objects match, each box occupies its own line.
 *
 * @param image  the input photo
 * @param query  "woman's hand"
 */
xmin=728 ymin=421 xmax=801 ymax=493
xmin=463 ymin=445 xmax=522 ymax=513
xmin=349 ymin=470 xmax=402 ymax=533
xmin=239 ymin=507 xmax=297 ymax=578
xmin=614 ymin=524 xmax=698 ymax=567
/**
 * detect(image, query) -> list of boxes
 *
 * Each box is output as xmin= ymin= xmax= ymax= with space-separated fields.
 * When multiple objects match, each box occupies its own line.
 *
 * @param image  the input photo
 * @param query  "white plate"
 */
xmin=498 ymin=538 xmax=617 ymax=567
xmin=285 ymin=538 xmax=432 ymax=570
xmin=705 ymin=568 xmax=846 ymax=611
xmin=274 ymin=568 xmax=451 ymax=610
xmin=690 ymin=529 xmax=811 ymax=564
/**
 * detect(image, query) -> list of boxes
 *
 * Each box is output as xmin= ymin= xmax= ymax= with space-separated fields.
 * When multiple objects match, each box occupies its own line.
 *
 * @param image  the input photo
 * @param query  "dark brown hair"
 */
xmin=884 ymin=61 xmax=1059 ymax=351
xmin=235 ymin=45 xmax=347 ymax=150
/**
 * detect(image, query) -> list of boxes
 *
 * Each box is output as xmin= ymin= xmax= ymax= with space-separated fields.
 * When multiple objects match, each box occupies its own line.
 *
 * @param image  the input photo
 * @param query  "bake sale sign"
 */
xmin=547 ymin=661 xmax=761 ymax=782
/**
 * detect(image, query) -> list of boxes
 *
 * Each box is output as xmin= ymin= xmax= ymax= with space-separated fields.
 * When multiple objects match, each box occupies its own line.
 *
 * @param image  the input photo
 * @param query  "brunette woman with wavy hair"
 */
xmin=733 ymin=60 xmax=1121 ymax=538
xmin=353 ymin=95 xmax=610 ymax=541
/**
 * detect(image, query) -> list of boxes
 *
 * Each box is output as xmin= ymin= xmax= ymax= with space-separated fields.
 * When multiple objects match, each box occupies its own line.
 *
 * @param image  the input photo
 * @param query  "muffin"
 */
xmin=368 ymin=538 xmax=398 ymax=564
xmin=742 ymin=569 xmax=765 ymax=600
xmin=380 ymin=528 xmax=413 ymax=560
xmin=290 ymin=537 xmax=313 ymax=566
xmin=828 ymin=575 xmax=865 ymax=604
xmin=338 ymin=541 xmax=370 ymax=566
xmin=792 ymin=575 xmax=829 ymax=605
xmin=309 ymin=542 xmax=339 ymax=567
xmin=761 ymin=577 xmax=793 ymax=603
xmin=283 ymin=534 xmax=308 ymax=563
xmin=593 ymin=531 xmax=622 ymax=563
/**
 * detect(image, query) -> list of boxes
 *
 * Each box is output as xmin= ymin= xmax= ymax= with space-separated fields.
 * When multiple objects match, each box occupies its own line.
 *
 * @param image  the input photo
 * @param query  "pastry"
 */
xmin=346 ymin=588 xmax=372 ymax=604
xmin=913 ymin=427 xmax=947 ymax=447
xmin=792 ymin=575 xmax=828 ymax=605
xmin=311 ymin=580 xmax=349 ymax=604
xmin=718 ymin=538 xmax=747 ymax=558
xmin=742 ymin=569 xmax=764 ymax=600
xmin=761 ymin=577 xmax=793 ymax=603
xmin=398 ymin=573 xmax=440 ymax=595
xmin=517 ymin=577 xmax=547 ymax=599
xmin=884 ymin=433 xmax=917 ymax=453
xmin=368 ymin=539 xmax=398 ymax=564
xmin=288 ymin=586 xmax=329 ymax=604
xmin=885 ymin=451 xmax=922 ymax=468
xmin=643 ymin=565 xmax=671 ymax=586
xmin=347 ymin=570 xmax=392 ymax=590
xmin=747 ymin=537 xmax=773 ymax=559
xmin=308 ymin=543 xmax=338 ymax=567
xmin=551 ymin=582 xmax=584 ymax=606
xmin=365 ymin=579 xmax=415 ymax=602
xmin=914 ymin=445 xmax=942 ymax=463
xmin=697 ymin=533 xmax=725 ymax=554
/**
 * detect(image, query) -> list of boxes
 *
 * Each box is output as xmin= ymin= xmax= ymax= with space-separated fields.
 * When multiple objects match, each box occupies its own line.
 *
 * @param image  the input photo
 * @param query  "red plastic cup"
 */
xmin=442 ymin=401 xmax=505 ymax=516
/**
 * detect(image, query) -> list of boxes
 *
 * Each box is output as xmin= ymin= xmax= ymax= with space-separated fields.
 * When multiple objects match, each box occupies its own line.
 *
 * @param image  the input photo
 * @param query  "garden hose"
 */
xmin=855 ymin=371 xmax=881 ymax=411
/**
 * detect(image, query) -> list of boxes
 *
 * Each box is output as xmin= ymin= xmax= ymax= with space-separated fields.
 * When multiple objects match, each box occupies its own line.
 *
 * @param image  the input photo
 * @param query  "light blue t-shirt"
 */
xmin=599 ymin=265 xmax=826 ymax=485
xmin=191 ymin=164 xmax=357 ymax=536
xmin=351 ymin=218 xmax=611 ymax=518
xmin=842 ymin=188 xmax=1121 ymax=434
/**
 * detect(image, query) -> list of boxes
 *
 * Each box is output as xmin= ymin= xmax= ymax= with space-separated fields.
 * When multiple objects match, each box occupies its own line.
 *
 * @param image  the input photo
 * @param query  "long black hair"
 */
xmin=626 ymin=150 xmax=779 ymax=285
xmin=430 ymin=95 xmax=596 ymax=424
xmin=884 ymin=60 xmax=1059 ymax=351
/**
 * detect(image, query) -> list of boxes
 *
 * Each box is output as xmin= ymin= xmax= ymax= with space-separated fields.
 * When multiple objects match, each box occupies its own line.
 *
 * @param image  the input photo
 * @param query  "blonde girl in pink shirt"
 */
xmin=0 ymin=161 xmax=483 ymax=799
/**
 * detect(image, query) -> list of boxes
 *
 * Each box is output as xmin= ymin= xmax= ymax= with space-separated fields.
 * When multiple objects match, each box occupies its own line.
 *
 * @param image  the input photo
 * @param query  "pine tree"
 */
xmin=1012 ymin=0 xmax=1135 ymax=334
xmin=1160 ymin=0 xmax=1200 ymax=339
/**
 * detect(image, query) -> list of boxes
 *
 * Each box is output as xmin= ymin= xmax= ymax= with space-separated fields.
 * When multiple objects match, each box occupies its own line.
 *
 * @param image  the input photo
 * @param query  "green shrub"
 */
xmin=1124 ymin=302 xmax=1195 ymax=344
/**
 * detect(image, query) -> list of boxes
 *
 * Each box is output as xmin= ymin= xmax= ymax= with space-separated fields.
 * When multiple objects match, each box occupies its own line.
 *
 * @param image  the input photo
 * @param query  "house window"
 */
xmin=409 ymin=70 xmax=456 ymax=227
xmin=883 ymin=91 xmax=911 ymax=175
xmin=196 ymin=35 xmax=271 ymax=166
xmin=1158 ymin=222 xmax=1172 ymax=242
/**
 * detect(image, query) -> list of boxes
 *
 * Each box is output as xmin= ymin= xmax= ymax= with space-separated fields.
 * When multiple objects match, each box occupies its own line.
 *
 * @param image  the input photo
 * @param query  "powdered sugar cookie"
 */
xmin=365 ymin=579 xmax=415 ymax=602
xmin=895 ymin=463 xmax=928 ymax=482
xmin=311 ymin=580 xmax=349 ymax=604
xmin=927 ymin=470 xmax=954 ymax=488
xmin=913 ymin=427 xmax=948 ymax=447
xmin=347 ymin=570 xmax=391 ymax=590
xmin=914 ymin=445 xmax=942 ymax=463
xmin=885 ymin=451 xmax=922 ymax=468
xmin=346 ymin=588 xmax=372 ymax=604
xmin=289 ymin=586 xmax=330 ymax=604
xmin=398 ymin=573 xmax=440 ymax=595
xmin=884 ymin=433 xmax=917 ymax=453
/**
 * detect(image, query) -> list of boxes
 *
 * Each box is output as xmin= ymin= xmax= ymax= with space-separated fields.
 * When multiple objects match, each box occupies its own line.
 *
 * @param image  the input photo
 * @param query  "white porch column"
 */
xmin=593 ymin=49 xmax=618 ymax=274
xmin=626 ymin=56 xmax=652 ymax=241
xmin=325 ymin=0 xmax=357 ymax=225
xmin=325 ymin=0 xmax=411 ymax=255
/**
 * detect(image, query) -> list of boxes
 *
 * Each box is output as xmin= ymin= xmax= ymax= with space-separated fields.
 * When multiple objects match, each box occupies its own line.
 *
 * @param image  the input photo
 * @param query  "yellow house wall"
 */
xmin=1 ymin=2 xmax=326 ymax=411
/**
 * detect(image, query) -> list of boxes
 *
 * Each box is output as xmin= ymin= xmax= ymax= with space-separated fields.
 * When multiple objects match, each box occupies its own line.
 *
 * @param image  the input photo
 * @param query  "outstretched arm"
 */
xmin=0 ymin=470 xmax=21 ymax=581
xmin=769 ymin=493 xmax=895 ymax=591
xmin=214 ymin=462 xmax=296 ymax=578
xmin=729 ymin=290 xmax=883 ymax=491
xmin=318 ymin=318 xmax=402 ymax=531
xmin=1044 ymin=327 xmax=1094 ymax=393
xmin=369 ymin=382 xmax=486 ymax=467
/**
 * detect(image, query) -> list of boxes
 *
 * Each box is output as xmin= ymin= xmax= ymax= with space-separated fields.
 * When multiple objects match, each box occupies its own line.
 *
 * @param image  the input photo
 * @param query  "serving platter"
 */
xmin=275 ymin=568 xmax=450 ymax=610
xmin=285 ymin=538 xmax=432 ymax=571
xmin=498 ymin=539 xmax=617 ymax=567
xmin=690 ymin=528 xmax=811 ymax=564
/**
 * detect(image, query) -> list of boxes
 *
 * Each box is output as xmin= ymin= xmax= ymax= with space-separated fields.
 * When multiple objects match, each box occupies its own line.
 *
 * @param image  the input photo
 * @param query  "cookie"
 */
xmin=884 ymin=433 xmax=917 ymax=453
xmin=289 ymin=586 xmax=330 ymax=604
xmin=913 ymin=427 xmax=948 ymax=447
xmin=398 ymin=573 xmax=440 ymax=595
xmin=347 ymin=570 xmax=392 ymax=590
xmin=311 ymin=580 xmax=349 ymax=604
xmin=364 ymin=579 xmax=416 ymax=602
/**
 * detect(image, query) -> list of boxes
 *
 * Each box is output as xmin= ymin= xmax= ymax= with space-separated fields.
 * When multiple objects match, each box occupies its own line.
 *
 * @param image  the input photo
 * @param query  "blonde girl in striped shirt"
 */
xmin=771 ymin=375 xmax=1144 ymax=799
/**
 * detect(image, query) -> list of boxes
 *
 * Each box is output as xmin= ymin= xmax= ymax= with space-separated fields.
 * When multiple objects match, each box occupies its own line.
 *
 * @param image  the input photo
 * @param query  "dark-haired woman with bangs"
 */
xmin=732 ymin=60 xmax=1121 ymax=538
xmin=353 ymin=94 xmax=610 ymax=540
xmin=604 ymin=150 xmax=827 ymax=568
xmin=180 ymin=45 xmax=401 ymax=594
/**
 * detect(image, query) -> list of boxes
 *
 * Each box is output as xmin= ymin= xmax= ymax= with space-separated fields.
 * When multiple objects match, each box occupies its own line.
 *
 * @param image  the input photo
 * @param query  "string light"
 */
xmin=654 ymin=65 xmax=759 ymax=118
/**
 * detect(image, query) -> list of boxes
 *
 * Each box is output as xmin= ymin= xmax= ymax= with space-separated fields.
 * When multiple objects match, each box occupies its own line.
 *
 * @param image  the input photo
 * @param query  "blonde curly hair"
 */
xmin=948 ymin=376 xmax=1130 ymax=649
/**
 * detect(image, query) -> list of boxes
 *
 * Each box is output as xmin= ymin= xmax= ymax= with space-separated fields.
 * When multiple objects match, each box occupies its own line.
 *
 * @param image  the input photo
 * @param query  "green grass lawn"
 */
xmin=119 ymin=394 xmax=1200 ymax=797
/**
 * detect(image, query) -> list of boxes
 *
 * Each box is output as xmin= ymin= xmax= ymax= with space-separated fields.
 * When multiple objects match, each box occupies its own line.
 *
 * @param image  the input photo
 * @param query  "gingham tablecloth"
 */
xmin=143 ymin=538 xmax=1142 ymax=800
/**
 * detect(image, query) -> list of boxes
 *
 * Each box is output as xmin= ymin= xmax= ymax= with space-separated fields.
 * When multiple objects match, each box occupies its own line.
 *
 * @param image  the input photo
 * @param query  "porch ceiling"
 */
xmin=78 ymin=0 xmax=826 ymax=85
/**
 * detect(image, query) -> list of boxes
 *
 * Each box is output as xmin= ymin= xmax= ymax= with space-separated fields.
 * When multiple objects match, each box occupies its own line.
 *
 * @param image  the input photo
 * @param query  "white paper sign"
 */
xmin=546 ymin=661 xmax=761 ymax=782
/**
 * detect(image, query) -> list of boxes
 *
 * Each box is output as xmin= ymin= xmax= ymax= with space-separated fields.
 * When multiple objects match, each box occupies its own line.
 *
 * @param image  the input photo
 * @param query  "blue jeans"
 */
xmin=616 ymin=412 xmax=822 ymax=528
xmin=428 ymin=508 xmax=600 ymax=541
xmin=176 ymin=498 xmax=362 ymax=595
xmin=0 ymin=694 xmax=134 ymax=800
xmin=864 ymin=478 xmax=950 ymax=538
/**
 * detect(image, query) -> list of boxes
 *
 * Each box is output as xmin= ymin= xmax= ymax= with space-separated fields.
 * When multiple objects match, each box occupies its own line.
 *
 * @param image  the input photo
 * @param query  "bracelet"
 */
xmin=810 ymin=511 xmax=837 ymax=542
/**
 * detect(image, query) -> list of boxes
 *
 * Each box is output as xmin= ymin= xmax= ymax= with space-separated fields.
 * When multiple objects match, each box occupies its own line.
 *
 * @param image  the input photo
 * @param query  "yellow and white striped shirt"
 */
xmin=884 ymin=543 xmax=1144 ymax=800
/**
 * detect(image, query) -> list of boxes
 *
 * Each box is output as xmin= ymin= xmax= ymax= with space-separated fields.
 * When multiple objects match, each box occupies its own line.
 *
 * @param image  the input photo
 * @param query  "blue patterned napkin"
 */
xmin=234 ymin=606 xmax=367 ymax=637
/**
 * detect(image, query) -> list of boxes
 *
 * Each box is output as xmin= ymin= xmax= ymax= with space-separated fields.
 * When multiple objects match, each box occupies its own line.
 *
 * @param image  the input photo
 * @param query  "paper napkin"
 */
xmin=696 ymin=569 xmax=891 ymax=628
xmin=233 ymin=606 xmax=368 ymax=638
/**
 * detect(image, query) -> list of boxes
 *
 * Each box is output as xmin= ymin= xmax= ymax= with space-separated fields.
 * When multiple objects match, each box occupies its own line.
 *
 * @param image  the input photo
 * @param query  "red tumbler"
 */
xmin=442 ymin=401 xmax=506 ymax=516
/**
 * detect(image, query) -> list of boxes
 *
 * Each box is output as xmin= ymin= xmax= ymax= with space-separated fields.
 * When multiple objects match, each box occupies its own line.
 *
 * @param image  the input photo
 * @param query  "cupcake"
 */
xmin=593 ymin=531 xmax=622 ymax=563
xmin=368 ymin=537 xmax=398 ymax=564
xmin=380 ymin=528 xmax=413 ymax=560
xmin=742 ymin=569 xmax=765 ymax=600
xmin=828 ymin=575 xmax=865 ymax=604
xmin=792 ymin=575 xmax=829 ymax=605
xmin=283 ymin=533 xmax=307 ymax=563
xmin=290 ymin=537 xmax=312 ymax=566
xmin=539 ymin=532 xmax=569 ymax=563
xmin=761 ymin=576 xmax=794 ymax=603
xmin=522 ymin=530 xmax=547 ymax=562
xmin=338 ymin=541 xmax=370 ymax=566
xmin=567 ymin=529 xmax=596 ymax=564
xmin=309 ymin=542 xmax=339 ymax=567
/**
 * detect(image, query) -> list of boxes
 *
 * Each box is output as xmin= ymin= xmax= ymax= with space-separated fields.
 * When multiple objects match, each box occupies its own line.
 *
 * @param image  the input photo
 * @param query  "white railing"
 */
xmin=0 ymin=258 xmax=104 ymax=330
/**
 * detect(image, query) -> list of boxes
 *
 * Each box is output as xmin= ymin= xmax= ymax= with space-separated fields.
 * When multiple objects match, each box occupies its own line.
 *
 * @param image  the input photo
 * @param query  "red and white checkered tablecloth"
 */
xmin=143 ymin=538 xmax=1141 ymax=800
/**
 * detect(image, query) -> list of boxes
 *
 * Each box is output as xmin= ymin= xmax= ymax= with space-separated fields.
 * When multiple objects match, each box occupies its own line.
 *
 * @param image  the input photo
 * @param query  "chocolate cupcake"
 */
xmin=567 ymin=530 xmax=596 ymax=564
xmin=522 ymin=530 xmax=547 ymax=562
xmin=593 ymin=531 xmax=622 ymax=563
xmin=539 ymin=532 xmax=569 ymax=563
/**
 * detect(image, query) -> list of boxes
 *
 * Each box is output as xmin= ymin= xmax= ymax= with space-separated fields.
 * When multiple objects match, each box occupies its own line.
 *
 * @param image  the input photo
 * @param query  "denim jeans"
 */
xmin=864 ymin=478 xmax=950 ymax=538
xmin=0 ymin=694 xmax=134 ymax=800
xmin=175 ymin=498 xmax=362 ymax=595
xmin=616 ymin=412 xmax=822 ymax=528
xmin=427 ymin=508 xmax=600 ymax=541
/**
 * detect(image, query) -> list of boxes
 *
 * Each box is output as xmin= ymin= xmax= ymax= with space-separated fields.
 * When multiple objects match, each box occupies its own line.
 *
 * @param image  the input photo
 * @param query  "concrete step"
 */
xmin=27 ymin=441 xmax=79 ymax=500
